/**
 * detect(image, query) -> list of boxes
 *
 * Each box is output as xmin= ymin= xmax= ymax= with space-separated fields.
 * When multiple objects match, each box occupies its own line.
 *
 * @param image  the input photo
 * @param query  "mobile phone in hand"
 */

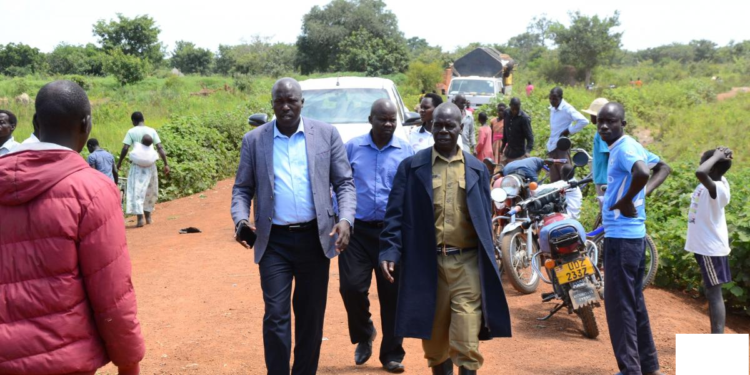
xmin=236 ymin=222 xmax=257 ymax=248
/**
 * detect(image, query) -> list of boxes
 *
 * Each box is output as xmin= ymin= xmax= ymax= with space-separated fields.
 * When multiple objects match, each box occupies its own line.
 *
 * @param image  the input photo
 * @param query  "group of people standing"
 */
xmin=0 ymin=77 xmax=734 ymax=375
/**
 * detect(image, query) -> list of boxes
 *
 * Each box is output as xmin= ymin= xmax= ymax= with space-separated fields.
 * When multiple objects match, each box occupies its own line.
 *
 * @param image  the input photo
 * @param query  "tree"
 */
xmin=93 ymin=14 xmax=164 ymax=64
xmin=690 ymin=39 xmax=717 ymax=62
xmin=551 ymin=11 xmax=622 ymax=85
xmin=335 ymin=28 xmax=409 ymax=75
xmin=0 ymin=43 xmax=46 ymax=76
xmin=47 ymin=43 xmax=107 ymax=76
xmin=171 ymin=41 xmax=213 ymax=75
xmin=217 ymin=37 xmax=297 ymax=77
xmin=296 ymin=0 xmax=403 ymax=74
xmin=105 ymin=47 xmax=150 ymax=85
xmin=527 ymin=14 xmax=554 ymax=47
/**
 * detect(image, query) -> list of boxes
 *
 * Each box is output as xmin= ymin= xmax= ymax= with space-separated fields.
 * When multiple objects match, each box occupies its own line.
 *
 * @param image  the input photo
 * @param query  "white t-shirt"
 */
xmin=129 ymin=143 xmax=159 ymax=168
xmin=685 ymin=177 xmax=731 ymax=256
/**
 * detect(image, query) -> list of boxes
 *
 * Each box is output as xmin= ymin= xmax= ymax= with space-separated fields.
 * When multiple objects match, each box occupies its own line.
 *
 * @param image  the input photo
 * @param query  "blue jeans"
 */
xmin=604 ymin=237 xmax=660 ymax=375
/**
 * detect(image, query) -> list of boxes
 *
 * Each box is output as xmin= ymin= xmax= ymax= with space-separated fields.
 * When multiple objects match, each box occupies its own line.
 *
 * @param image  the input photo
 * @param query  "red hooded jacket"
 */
xmin=0 ymin=146 xmax=145 ymax=374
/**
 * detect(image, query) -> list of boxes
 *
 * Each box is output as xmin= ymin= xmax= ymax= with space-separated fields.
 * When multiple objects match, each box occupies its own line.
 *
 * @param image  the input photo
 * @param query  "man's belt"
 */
xmin=272 ymin=220 xmax=317 ymax=232
xmin=436 ymin=246 xmax=478 ymax=256
xmin=356 ymin=220 xmax=384 ymax=228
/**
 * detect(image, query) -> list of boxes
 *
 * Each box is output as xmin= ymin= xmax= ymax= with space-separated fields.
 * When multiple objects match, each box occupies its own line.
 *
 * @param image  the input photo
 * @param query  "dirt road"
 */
xmin=99 ymin=179 xmax=749 ymax=375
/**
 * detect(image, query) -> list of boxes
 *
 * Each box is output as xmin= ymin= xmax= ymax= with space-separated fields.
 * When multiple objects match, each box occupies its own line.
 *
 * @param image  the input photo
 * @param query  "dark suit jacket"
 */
xmin=231 ymin=117 xmax=356 ymax=263
xmin=379 ymin=148 xmax=512 ymax=339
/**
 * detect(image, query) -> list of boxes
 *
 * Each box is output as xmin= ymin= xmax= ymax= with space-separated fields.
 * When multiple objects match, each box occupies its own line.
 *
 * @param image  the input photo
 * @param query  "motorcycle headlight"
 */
xmin=501 ymin=175 xmax=523 ymax=197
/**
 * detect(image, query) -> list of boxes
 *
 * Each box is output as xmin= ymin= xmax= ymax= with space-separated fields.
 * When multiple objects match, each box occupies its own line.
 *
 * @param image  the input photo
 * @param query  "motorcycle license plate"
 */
xmin=555 ymin=257 xmax=594 ymax=285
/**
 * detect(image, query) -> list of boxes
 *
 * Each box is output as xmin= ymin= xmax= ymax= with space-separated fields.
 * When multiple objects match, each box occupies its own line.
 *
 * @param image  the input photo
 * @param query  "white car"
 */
xmin=249 ymin=77 xmax=420 ymax=145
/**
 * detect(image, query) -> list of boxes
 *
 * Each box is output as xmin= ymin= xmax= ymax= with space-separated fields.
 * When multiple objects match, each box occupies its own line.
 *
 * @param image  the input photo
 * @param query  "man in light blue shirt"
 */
xmin=598 ymin=102 xmax=671 ymax=375
xmin=340 ymin=99 xmax=413 ymax=373
xmin=231 ymin=78 xmax=356 ymax=375
xmin=581 ymin=98 xmax=611 ymax=195
xmin=548 ymin=87 xmax=590 ymax=182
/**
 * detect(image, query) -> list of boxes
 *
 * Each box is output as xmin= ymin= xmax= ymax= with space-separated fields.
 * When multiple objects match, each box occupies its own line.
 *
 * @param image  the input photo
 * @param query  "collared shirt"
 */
xmin=346 ymin=132 xmax=414 ymax=222
xmin=592 ymin=132 xmax=610 ymax=185
xmin=502 ymin=109 xmax=534 ymax=158
xmin=21 ymin=133 xmax=39 ymax=144
xmin=87 ymin=149 xmax=116 ymax=181
xmin=547 ymin=99 xmax=590 ymax=152
xmin=461 ymin=112 xmax=475 ymax=150
xmin=602 ymin=136 xmax=660 ymax=239
xmin=409 ymin=125 xmax=465 ymax=152
xmin=272 ymin=119 xmax=315 ymax=225
xmin=0 ymin=136 xmax=20 ymax=156
xmin=432 ymin=147 xmax=478 ymax=249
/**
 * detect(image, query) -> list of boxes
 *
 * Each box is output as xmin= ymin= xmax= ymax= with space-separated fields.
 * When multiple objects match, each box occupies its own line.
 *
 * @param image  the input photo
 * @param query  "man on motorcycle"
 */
xmin=597 ymin=102 xmax=671 ymax=375
xmin=500 ymin=157 xmax=584 ymax=219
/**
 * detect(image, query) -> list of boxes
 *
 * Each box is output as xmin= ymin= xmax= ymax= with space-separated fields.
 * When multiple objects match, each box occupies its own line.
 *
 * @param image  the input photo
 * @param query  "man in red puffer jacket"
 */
xmin=0 ymin=80 xmax=145 ymax=375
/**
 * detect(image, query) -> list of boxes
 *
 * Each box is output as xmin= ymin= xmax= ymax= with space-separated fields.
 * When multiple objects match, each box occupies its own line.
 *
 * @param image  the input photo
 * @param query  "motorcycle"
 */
xmin=492 ymin=153 xmax=603 ymax=338
xmin=488 ymin=157 xmax=567 ymax=294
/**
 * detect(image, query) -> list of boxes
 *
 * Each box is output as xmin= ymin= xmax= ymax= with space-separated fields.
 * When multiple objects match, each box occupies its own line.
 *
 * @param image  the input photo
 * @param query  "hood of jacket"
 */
xmin=0 ymin=144 xmax=88 ymax=206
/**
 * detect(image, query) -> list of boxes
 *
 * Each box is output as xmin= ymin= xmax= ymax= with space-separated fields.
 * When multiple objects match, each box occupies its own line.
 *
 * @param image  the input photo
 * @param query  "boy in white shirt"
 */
xmin=685 ymin=147 xmax=733 ymax=334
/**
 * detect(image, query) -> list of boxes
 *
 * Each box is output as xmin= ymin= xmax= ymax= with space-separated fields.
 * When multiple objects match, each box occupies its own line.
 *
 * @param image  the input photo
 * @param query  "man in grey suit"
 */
xmin=231 ymin=77 xmax=356 ymax=375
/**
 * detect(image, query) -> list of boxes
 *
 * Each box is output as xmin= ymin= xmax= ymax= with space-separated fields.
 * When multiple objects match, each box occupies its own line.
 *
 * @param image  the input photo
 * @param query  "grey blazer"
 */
xmin=231 ymin=117 xmax=356 ymax=263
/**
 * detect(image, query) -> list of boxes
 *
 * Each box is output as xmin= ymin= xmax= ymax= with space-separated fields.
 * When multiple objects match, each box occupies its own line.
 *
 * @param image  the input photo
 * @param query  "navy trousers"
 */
xmin=259 ymin=226 xmax=330 ymax=375
xmin=604 ymin=237 xmax=660 ymax=375
xmin=339 ymin=221 xmax=405 ymax=365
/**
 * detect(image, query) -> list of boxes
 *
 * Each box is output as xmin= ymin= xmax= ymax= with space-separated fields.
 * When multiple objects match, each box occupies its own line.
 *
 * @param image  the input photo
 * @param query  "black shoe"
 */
xmin=459 ymin=367 xmax=477 ymax=375
xmin=431 ymin=359 xmax=454 ymax=375
xmin=354 ymin=328 xmax=376 ymax=365
xmin=384 ymin=361 xmax=405 ymax=373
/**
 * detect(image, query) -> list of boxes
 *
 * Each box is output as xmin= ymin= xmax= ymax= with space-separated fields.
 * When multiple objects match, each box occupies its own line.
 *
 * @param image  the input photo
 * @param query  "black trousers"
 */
xmin=259 ymin=226 xmax=330 ymax=375
xmin=339 ymin=221 xmax=405 ymax=365
xmin=604 ymin=237 xmax=660 ymax=375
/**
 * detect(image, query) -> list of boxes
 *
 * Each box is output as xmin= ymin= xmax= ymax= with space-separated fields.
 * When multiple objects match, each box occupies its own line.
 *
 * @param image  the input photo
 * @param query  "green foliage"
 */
xmin=223 ymin=37 xmax=297 ymax=77
xmin=105 ymin=48 xmax=151 ymax=85
xmin=0 ymin=43 xmax=46 ymax=76
xmin=551 ymin=11 xmax=622 ymax=84
xmin=405 ymin=61 xmax=443 ymax=93
xmin=47 ymin=43 xmax=107 ymax=76
xmin=335 ymin=28 xmax=409 ymax=76
xmin=171 ymin=41 xmax=213 ymax=75
xmin=156 ymin=110 xmax=251 ymax=200
xmin=296 ymin=0 xmax=402 ymax=74
xmin=93 ymin=13 xmax=164 ymax=64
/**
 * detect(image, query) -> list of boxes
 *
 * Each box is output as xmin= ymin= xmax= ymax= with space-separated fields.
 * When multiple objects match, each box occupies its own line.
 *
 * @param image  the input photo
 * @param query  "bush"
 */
xmin=405 ymin=61 xmax=443 ymax=93
xmin=105 ymin=48 xmax=151 ymax=85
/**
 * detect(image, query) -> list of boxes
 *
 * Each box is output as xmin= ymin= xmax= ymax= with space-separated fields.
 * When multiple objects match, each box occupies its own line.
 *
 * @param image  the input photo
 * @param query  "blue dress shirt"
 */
xmin=272 ymin=119 xmax=316 ymax=225
xmin=547 ymin=99 xmax=590 ymax=152
xmin=345 ymin=132 xmax=414 ymax=222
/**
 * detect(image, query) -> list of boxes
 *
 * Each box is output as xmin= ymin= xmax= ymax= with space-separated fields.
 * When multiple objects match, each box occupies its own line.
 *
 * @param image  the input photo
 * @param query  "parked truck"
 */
xmin=441 ymin=47 xmax=515 ymax=109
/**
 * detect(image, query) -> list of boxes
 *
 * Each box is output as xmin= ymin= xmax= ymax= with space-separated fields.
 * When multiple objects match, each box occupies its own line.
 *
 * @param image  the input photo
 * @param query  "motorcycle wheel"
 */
xmin=577 ymin=305 xmax=600 ymax=339
xmin=501 ymin=228 xmax=539 ymax=294
xmin=593 ymin=232 xmax=659 ymax=290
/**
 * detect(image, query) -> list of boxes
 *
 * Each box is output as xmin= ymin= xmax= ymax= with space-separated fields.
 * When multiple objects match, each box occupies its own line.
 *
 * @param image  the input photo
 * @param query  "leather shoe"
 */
xmin=354 ymin=328 xmax=376 ymax=365
xmin=431 ymin=359 xmax=454 ymax=375
xmin=459 ymin=367 xmax=477 ymax=375
xmin=384 ymin=361 xmax=405 ymax=373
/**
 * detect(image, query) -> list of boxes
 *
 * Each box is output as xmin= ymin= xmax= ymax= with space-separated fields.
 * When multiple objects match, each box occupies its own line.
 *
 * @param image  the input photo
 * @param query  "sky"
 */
xmin=2 ymin=0 xmax=749 ymax=54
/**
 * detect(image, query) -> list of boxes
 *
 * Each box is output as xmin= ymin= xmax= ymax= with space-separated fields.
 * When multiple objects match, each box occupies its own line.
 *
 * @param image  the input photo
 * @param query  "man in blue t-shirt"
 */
xmin=598 ymin=103 xmax=671 ymax=375
xmin=502 ymin=157 xmax=546 ymax=182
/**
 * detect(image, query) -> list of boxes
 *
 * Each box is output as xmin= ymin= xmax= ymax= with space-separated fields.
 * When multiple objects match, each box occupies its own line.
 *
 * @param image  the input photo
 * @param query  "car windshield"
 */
xmin=301 ymin=88 xmax=389 ymax=124
xmin=449 ymin=79 xmax=495 ymax=95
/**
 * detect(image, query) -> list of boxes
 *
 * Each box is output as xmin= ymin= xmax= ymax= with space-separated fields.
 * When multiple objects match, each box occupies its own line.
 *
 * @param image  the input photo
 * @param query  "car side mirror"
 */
xmin=491 ymin=188 xmax=508 ymax=203
xmin=572 ymin=151 xmax=590 ymax=167
xmin=248 ymin=113 xmax=268 ymax=126
xmin=403 ymin=111 xmax=421 ymax=126
xmin=561 ymin=165 xmax=576 ymax=181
